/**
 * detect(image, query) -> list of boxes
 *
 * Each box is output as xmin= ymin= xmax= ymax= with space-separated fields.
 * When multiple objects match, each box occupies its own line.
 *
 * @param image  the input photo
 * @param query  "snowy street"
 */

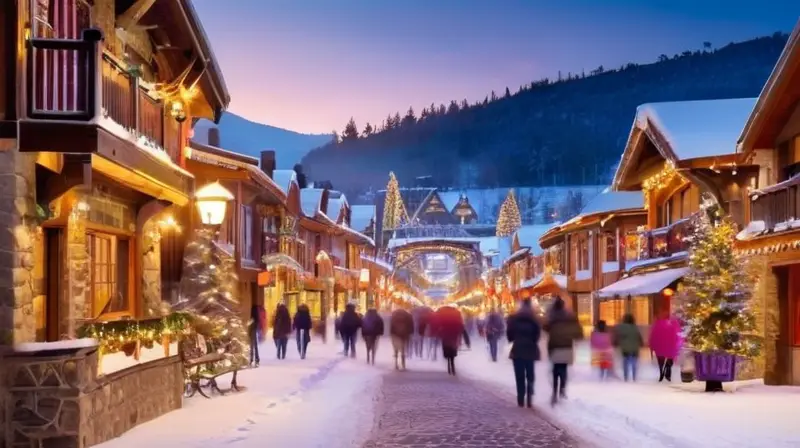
xmin=95 ymin=331 xmax=800 ymax=448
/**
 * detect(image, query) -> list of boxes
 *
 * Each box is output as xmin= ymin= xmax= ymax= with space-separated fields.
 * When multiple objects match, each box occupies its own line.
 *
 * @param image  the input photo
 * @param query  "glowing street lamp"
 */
xmin=195 ymin=181 xmax=234 ymax=226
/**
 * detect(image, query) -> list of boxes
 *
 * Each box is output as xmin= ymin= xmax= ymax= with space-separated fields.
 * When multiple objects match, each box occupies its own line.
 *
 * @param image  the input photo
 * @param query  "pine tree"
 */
xmin=679 ymin=200 xmax=760 ymax=361
xmin=382 ymin=172 xmax=407 ymax=230
xmin=343 ymin=117 xmax=359 ymax=140
xmin=496 ymin=189 xmax=522 ymax=236
xmin=176 ymin=228 xmax=249 ymax=367
xmin=402 ymin=107 xmax=416 ymax=126
xmin=504 ymin=87 xmax=511 ymax=98
xmin=362 ymin=122 xmax=374 ymax=137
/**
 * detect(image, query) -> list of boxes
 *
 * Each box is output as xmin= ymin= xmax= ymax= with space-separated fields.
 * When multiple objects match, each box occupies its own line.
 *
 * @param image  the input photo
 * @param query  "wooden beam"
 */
xmin=117 ymin=0 xmax=157 ymax=30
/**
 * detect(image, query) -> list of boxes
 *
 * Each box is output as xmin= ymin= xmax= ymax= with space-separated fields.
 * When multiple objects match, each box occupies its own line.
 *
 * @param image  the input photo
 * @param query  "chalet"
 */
xmin=185 ymin=133 xmax=286 ymax=324
xmin=537 ymin=191 xmax=646 ymax=331
xmin=736 ymin=19 xmax=800 ymax=385
xmin=603 ymin=97 xmax=757 ymax=347
xmin=0 ymin=0 xmax=228 ymax=343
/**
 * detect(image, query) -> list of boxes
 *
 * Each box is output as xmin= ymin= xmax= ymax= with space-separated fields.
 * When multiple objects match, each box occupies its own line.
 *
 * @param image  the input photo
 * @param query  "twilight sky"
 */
xmin=193 ymin=0 xmax=799 ymax=135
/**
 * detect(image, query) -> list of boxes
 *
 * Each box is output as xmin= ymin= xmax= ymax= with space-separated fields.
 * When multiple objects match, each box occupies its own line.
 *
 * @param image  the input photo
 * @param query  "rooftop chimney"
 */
xmin=260 ymin=150 xmax=276 ymax=178
xmin=208 ymin=127 xmax=220 ymax=147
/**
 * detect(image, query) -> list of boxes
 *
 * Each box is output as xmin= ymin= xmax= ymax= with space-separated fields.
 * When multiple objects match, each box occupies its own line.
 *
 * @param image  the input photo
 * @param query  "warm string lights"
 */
xmin=642 ymin=162 xmax=680 ymax=210
xmin=77 ymin=313 xmax=191 ymax=354
xmin=496 ymin=189 xmax=522 ymax=237
xmin=678 ymin=201 xmax=761 ymax=358
xmin=382 ymin=172 xmax=408 ymax=231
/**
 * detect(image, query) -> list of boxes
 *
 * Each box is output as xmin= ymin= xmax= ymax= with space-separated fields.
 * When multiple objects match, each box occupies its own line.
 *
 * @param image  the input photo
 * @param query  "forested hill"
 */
xmin=301 ymin=33 xmax=788 ymax=196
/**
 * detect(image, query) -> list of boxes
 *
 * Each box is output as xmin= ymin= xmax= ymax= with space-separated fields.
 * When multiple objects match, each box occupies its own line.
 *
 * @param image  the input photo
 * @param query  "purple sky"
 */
xmin=193 ymin=1 xmax=799 ymax=134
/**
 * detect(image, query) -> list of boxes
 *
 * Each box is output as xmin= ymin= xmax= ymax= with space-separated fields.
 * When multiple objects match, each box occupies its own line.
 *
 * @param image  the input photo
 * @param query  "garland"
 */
xmin=76 ymin=312 xmax=192 ymax=354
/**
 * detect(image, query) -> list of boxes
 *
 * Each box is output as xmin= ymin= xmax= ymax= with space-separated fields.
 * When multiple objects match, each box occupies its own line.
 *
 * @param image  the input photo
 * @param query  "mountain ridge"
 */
xmin=193 ymin=113 xmax=331 ymax=169
xmin=300 ymin=32 xmax=789 ymax=197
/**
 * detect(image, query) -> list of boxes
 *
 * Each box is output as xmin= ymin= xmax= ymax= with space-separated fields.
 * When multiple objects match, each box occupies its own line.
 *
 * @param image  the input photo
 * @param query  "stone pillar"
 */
xmin=141 ymin=218 xmax=162 ymax=317
xmin=0 ymin=141 xmax=42 ymax=344
xmin=65 ymin=193 xmax=90 ymax=337
xmin=750 ymin=254 xmax=779 ymax=383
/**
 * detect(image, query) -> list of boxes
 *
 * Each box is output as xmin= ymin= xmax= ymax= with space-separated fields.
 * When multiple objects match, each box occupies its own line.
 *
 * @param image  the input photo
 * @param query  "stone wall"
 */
xmin=748 ymin=253 xmax=789 ymax=384
xmin=66 ymin=193 xmax=91 ymax=337
xmin=3 ymin=345 xmax=182 ymax=447
xmin=141 ymin=218 xmax=162 ymax=317
xmin=0 ymin=139 xmax=43 ymax=345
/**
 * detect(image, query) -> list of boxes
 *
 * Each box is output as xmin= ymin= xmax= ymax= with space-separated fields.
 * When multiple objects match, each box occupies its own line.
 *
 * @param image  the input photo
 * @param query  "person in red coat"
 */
xmin=436 ymin=307 xmax=471 ymax=375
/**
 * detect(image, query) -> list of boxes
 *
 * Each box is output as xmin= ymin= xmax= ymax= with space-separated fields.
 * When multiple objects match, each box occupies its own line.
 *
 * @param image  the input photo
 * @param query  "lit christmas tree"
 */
xmin=679 ymin=198 xmax=760 ymax=388
xmin=176 ymin=228 xmax=249 ymax=367
xmin=496 ymin=189 xmax=522 ymax=236
xmin=382 ymin=172 xmax=408 ymax=230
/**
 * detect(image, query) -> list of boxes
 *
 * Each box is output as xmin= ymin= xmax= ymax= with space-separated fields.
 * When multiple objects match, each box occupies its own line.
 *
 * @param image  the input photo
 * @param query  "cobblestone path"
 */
xmin=362 ymin=371 xmax=578 ymax=448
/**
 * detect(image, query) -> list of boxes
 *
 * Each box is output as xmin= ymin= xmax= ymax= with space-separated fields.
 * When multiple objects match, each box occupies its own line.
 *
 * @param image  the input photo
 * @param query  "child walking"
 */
xmin=590 ymin=320 xmax=613 ymax=380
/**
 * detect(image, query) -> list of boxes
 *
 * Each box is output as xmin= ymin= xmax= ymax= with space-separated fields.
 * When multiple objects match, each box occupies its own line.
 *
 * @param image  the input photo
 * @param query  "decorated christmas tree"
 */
xmin=679 ymin=198 xmax=760 ymax=389
xmin=383 ymin=172 xmax=408 ymax=230
xmin=496 ymin=189 xmax=522 ymax=236
xmin=176 ymin=228 xmax=249 ymax=367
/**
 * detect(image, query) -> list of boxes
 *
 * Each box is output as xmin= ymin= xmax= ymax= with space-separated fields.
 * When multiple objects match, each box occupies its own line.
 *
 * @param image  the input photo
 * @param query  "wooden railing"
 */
xmin=27 ymin=28 xmax=182 ymax=160
xmin=750 ymin=176 xmax=800 ymax=231
xmin=626 ymin=216 xmax=693 ymax=262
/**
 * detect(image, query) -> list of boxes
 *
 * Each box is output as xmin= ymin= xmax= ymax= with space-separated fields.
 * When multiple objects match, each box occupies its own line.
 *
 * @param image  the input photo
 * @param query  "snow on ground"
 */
xmin=458 ymin=340 xmax=800 ymax=448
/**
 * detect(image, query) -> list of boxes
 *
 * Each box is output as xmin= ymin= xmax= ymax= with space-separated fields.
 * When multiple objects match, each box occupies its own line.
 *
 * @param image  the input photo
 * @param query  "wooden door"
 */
xmin=44 ymin=227 xmax=64 ymax=341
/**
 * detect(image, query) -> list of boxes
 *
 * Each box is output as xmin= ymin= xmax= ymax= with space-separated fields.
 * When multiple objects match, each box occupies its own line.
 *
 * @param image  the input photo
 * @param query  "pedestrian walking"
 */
xmin=435 ymin=306 xmax=470 ymax=375
xmin=614 ymin=313 xmax=644 ymax=381
xmin=249 ymin=302 xmax=264 ymax=367
xmin=506 ymin=298 xmax=541 ymax=408
xmin=543 ymin=297 xmax=583 ymax=406
xmin=390 ymin=308 xmax=414 ymax=370
xmin=649 ymin=312 xmax=681 ymax=382
xmin=272 ymin=303 xmax=292 ymax=360
xmin=590 ymin=320 xmax=614 ymax=380
xmin=339 ymin=303 xmax=362 ymax=358
xmin=293 ymin=303 xmax=312 ymax=359
xmin=485 ymin=306 xmax=506 ymax=362
xmin=362 ymin=308 xmax=385 ymax=365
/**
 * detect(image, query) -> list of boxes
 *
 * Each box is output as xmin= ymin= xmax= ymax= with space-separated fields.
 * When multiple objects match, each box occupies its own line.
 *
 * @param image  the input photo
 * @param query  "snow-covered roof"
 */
xmin=635 ymin=98 xmax=756 ymax=161
xmin=514 ymin=224 xmax=552 ymax=256
xmin=579 ymin=191 xmax=643 ymax=216
xmin=272 ymin=170 xmax=298 ymax=195
xmin=596 ymin=266 xmax=689 ymax=298
xmin=326 ymin=192 xmax=348 ymax=222
xmin=388 ymin=236 xmax=499 ymax=256
xmin=351 ymin=205 xmax=375 ymax=233
xmin=300 ymin=188 xmax=325 ymax=217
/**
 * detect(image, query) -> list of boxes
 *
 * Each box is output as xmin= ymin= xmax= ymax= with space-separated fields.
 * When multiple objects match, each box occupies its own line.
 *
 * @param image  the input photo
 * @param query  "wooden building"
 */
xmin=537 ymin=191 xmax=646 ymax=332
xmin=736 ymin=19 xmax=800 ymax=385
xmin=0 ymin=0 xmax=228 ymax=343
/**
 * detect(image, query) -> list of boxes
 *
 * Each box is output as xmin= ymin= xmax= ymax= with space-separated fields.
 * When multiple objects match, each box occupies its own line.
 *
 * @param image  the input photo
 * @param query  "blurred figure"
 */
xmin=544 ymin=297 xmax=583 ymax=406
xmin=506 ymin=298 xmax=541 ymax=408
xmin=614 ymin=313 xmax=644 ymax=381
xmin=650 ymin=312 xmax=681 ymax=382
xmin=272 ymin=303 xmax=292 ymax=360
xmin=249 ymin=302 xmax=264 ymax=367
xmin=335 ymin=311 xmax=343 ymax=340
xmin=390 ymin=309 xmax=414 ymax=370
xmin=339 ymin=303 xmax=362 ymax=358
xmin=362 ymin=308 xmax=385 ymax=365
xmin=436 ymin=307 xmax=470 ymax=375
xmin=590 ymin=320 xmax=613 ymax=380
xmin=293 ymin=303 xmax=312 ymax=359
xmin=485 ymin=306 xmax=506 ymax=362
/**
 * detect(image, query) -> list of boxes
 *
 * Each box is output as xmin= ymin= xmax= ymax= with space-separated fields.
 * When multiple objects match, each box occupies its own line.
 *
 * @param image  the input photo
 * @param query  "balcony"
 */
xmin=18 ymin=29 xmax=190 ymax=200
xmin=625 ymin=216 xmax=693 ymax=265
xmin=750 ymin=176 xmax=800 ymax=234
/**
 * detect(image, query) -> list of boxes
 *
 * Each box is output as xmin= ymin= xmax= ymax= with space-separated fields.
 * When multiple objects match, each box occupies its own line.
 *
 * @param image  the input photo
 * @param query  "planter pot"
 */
xmin=694 ymin=352 xmax=736 ymax=382
xmin=122 ymin=342 xmax=137 ymax=357
xmin=680 ymin=371 xmax=694 ymax=383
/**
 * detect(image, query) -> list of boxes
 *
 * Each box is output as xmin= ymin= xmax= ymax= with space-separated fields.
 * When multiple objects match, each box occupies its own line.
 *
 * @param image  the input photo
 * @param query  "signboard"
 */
xmin=257 ymin=271 xmax=271 ymax=286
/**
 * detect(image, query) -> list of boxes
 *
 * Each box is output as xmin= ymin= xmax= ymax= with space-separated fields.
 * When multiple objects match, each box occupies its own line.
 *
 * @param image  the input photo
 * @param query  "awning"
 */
xmin=530 ymin=273 xmax=567 ymax=295
xmin=596 ymin=267 xmax=689 ymax=298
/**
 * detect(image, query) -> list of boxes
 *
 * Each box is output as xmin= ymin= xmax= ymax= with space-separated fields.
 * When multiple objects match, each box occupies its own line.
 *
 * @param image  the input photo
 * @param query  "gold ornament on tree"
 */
xmin=496 ymin=189 xmax=522 ymax=237
xmin=383 ymin=172 xmax=408 ymax=230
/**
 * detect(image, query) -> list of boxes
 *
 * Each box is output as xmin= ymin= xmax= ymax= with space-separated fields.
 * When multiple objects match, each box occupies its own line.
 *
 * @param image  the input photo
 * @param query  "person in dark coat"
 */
xmin=506 ymin=298 xmax=541 ymax=408
xmin=485 ymin=307 xmax=506 ymax=362
xmin=390 ymin=309 xmax=414 ymax=370
xmin=361 ymin=309 xmax=385 ymax=365
xmin=249 ymin=303 xmax=264 ymax=367
xmin=543 ymin=297 xmax=583 ymax=406
xmin=339 ymin=303 xmax=362 ymax=358
xmin=293 ymin=303 xmax=313 ymax=359
xmin=272 ymin=303 xmax=292 ymax=360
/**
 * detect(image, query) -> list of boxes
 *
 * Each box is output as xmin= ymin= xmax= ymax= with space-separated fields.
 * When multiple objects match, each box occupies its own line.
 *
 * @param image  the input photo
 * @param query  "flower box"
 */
xmin=694 ymin=352 xmax=737 ymax=382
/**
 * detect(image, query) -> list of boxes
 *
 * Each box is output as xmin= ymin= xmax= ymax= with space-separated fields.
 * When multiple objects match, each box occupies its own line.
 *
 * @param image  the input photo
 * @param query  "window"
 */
xmin=90 ymin=233 xmax=130 ymax=317
xmin=631 ymin=297 xmax=651 ymax=325
xmin=598 ymin=299 xmax=625 ymax=326
xmin=576 ymin=237 xmax=589 ymax=271
xmin=241 ymin=205 xmax=254 ymax=261
xmin=605 ymin=232 xmax=617 ymax=262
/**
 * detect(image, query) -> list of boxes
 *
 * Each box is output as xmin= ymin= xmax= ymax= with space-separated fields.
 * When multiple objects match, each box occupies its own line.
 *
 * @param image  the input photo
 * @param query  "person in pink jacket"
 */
xmin=649 ymin=312 xmax=681 ymax=382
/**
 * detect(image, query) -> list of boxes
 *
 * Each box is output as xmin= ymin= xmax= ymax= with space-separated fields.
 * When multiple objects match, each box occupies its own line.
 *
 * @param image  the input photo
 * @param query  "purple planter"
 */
xmin=694 ymin=352 xmax=737 ymax=382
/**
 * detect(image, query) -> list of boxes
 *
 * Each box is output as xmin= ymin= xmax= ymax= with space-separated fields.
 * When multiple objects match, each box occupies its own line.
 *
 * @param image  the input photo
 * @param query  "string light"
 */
xmin=77 ymin=312 xmax=191 ymax=354
xmin=496 ymin=189 xmax=522 ymax=237
xmin=642 ymin=162 xmax=682 ymax=210
xmin=382 ymin=172 xmax=408 ymax=231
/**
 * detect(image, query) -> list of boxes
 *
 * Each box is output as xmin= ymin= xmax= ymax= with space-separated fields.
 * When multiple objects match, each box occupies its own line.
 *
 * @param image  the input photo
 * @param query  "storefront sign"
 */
xmin=257 ymin=271 xmax=271 ymax=286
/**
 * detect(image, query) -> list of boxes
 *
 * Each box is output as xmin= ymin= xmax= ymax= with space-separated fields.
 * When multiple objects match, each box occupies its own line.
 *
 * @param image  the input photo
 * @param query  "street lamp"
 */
xmin=195 ymin=181 xmax=234 ymax=226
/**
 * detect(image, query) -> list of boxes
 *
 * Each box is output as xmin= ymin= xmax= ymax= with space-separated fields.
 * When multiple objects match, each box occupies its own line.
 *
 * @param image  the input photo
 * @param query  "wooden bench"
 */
xmin=179 ymin=334 xmax=244 ymax=398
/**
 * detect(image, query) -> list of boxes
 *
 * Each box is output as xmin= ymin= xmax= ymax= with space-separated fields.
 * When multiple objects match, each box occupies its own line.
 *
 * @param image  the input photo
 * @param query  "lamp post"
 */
xmin=195 ymin=181 xmax=234 ymax=226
